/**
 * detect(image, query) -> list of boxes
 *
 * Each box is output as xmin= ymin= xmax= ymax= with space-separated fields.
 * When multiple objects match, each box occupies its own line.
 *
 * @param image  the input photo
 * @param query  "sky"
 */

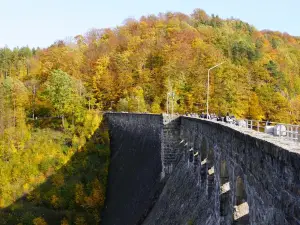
xmin=0 ymin=0 xmax=299 ymax=48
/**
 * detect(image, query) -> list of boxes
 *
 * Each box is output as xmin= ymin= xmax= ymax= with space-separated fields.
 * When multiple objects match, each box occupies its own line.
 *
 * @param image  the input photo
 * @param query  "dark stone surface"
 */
xmin=143 ymin=155 xmax=217 ymax=225
xmin=177 ymin=117 xmax=300 ymax=225
xmin=101 ymin=113 xmax=163 ymax=225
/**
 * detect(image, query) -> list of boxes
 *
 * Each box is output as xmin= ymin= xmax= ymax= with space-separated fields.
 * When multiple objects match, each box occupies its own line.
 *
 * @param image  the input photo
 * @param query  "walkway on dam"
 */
xmin=167 ymin=113 xmax=300 ymax=147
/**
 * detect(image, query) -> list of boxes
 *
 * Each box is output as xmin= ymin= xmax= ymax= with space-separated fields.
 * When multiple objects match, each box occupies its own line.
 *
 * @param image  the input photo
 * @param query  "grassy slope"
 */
xmin=0 ymin=119 xmax=110 ymax=225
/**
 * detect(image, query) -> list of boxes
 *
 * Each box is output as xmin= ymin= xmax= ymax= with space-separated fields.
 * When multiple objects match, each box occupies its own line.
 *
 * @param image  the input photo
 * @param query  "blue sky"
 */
xmin=0 ymin=0 xmax=299 ymax=48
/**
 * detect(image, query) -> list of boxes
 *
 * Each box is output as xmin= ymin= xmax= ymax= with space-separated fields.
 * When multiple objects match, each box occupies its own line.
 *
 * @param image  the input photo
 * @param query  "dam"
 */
xmin=101 ymin=113 xmax=300 ymax=225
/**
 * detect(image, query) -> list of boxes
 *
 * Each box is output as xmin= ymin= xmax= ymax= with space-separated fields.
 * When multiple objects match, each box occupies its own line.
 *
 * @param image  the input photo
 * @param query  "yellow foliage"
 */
xmin=51 ymin=195 xmax=60 ymax=208
xmin=75 ymin=111 xmax=102 ymax=150
xmin=34 ymin=153 xmax=44 ymax=164
xmin=83 ymin=179 xmax=105 ymax=208
xmin=191 ymin=38 xmax=205 ymax=49
xmin=29 ymin=175 xmax=36 ymax=183
xmin=128 ymin=86 xmax=147 ymax=112
xmin=151 ymin=97 xmax=161 ymax=113
xmin=75 ymin=216 xmax=86 ymax=225
xmin=95 ymin=56 xmax=110 ymax=79
xmin=61 ymin=218 xmax=69 ymax=225
xmin=75 ymin=183 xmax=85 ymax=205
xmin=291 ymin=95 xmax=300 ymax=123
xmin=248 ymin=92 xmax=264 ymax=120
xmin=0 ymin=198 xmax=5 ymax=208
xmin=23 ymin=183 xmax=30 ymax=193
xmin=33 ymin=217 xmax=47 ymax=225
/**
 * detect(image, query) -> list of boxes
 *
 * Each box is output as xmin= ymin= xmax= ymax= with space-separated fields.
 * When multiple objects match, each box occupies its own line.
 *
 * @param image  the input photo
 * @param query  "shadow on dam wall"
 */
xmin=101 ymin=113 xmax=164 ymax=225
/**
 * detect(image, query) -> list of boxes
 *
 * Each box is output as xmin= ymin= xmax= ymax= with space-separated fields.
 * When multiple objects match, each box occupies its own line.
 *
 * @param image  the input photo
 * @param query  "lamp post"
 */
xmin=207 ymin=62 xmax=224 ymax=117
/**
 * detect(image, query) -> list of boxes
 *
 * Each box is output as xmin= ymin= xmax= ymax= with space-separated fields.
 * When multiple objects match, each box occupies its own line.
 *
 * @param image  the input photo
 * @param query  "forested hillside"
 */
xmin=1 ymin=8 xmax=300 ymax=224
xmin=2 ymin=9 xmax=300 ymax=121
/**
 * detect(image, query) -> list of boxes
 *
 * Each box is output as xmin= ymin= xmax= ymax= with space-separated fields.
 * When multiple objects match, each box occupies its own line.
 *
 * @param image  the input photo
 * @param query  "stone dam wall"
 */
xmin=101 ymin=113 xmax=163 ymax=225
xmin=102 ymin=113 xmax=300 ymax=225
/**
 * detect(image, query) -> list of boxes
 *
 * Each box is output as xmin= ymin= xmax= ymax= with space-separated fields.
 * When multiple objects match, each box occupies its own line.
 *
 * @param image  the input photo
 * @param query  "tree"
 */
xmin=151 ymin=97 xmax=161 ymax=113
xmin=128 ymin=86 xmax=147 ymax=112
xmin=43 ymin=70 xmax=85 ymax=127
xmin=290 ymin=95 xmax=300 ymax=123
xmin=246 ymin=92 xmax=264 ymax=120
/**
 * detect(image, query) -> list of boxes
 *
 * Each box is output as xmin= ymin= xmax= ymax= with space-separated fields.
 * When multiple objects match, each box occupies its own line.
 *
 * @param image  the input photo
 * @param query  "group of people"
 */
xmin=185 ymin=112 xmax=237 ymax=124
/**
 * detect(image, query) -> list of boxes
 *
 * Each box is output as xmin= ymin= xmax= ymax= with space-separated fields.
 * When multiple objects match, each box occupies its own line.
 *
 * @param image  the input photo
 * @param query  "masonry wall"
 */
xmin=101 ymin=113 xmax=163 ymax=225
xmin=178 ymin=117 xmax=300 ymax=225
xmin=102 ymin=113 xmax=300 ymax=225
xmin=160 ymin=115 xmax=181 ymax=178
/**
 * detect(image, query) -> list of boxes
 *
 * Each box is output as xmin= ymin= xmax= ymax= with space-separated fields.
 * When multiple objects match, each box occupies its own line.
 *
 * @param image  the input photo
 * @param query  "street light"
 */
xmin=207 ymin=62 xmax=225 ymax=117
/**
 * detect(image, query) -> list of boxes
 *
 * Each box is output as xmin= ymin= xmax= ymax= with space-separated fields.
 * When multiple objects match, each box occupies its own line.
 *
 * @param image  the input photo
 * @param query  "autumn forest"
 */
xmin=1 ymin=8 xmax=300 ymax=224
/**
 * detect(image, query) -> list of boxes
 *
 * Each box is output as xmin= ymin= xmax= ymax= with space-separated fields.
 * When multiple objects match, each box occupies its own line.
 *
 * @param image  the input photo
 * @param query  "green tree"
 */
xmin=44 ymin=70 xmax=85 ymax=127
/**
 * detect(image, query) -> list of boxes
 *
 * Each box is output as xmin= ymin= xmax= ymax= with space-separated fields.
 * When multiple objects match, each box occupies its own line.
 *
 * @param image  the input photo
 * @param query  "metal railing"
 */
xmin=243 ymin=120 xmax=300 ymax=142
xmin=181 ymin=113 xmax=300 ymax=143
